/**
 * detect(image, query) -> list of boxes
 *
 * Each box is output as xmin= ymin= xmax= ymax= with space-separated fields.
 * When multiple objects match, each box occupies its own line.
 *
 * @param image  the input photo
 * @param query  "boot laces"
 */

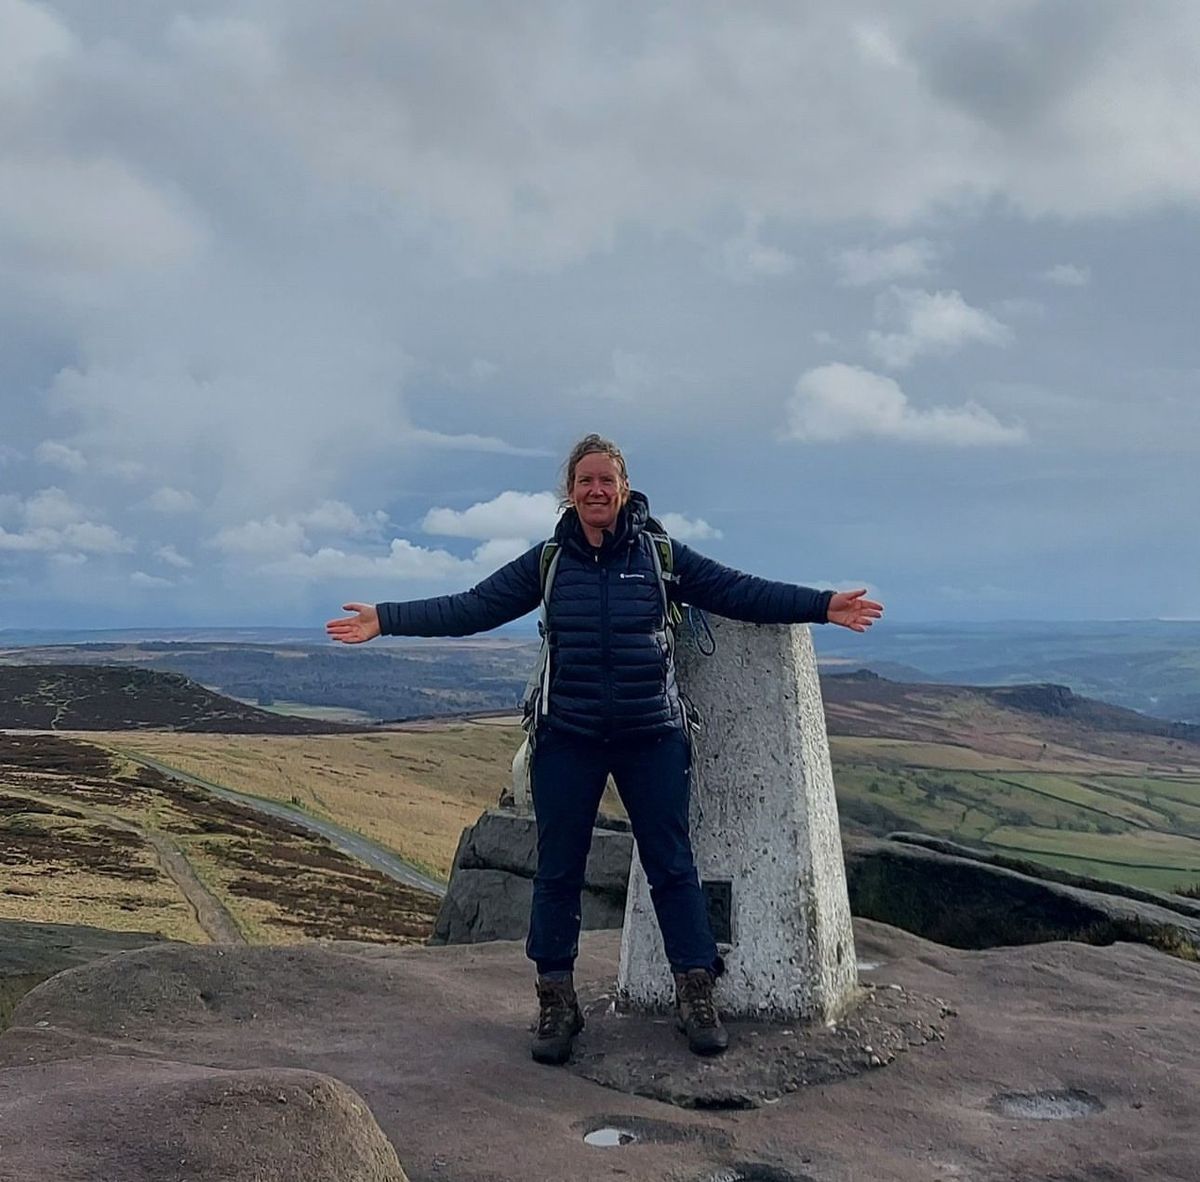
xmin=536 ymin=982 xmax=576 ymax=1036
xmin=680 ymin=971 xmax=719 ymax=1028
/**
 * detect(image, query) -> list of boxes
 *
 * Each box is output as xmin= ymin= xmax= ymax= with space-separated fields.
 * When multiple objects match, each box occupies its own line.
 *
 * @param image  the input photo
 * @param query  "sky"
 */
xmin=2 ymin=0 xmax=1199 ymax=630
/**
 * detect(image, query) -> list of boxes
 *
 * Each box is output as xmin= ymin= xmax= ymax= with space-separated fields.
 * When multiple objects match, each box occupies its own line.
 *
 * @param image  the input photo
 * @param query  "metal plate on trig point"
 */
xmin=702 ymin=879 xmax=733 ymax=944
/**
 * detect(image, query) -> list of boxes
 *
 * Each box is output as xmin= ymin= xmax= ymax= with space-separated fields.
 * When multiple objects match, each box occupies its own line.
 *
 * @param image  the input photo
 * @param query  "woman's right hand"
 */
xmin=325 ymin=602 xmax=381 ymax=644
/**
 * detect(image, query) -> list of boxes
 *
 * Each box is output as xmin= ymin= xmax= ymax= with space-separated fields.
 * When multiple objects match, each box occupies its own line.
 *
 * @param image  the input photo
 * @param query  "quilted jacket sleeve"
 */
xmin=670 ymin=541 xmax=833 ymax=625
xmin=376 ymin=545 xmax=543 ymax=637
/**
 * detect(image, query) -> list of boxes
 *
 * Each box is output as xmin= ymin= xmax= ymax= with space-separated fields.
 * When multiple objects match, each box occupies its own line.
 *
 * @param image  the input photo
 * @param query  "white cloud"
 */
xmin=0 ymin=0 xmax=75 ymax=95
xmin=470 ymin=538 xmax=533 ymax=568
xmin=868 ymin=288 xmax=1012 ymax=369
xmin=23 ymin=487 xmax=85 ymax=529
xmin=59 ymin=522 xmax=134 ymax=554
xmin=266 ymin=538 xmax=475 ymax=583
xmin=1040 ymin=263 xmax=1091 ymax=287
xmin=405 ymin=429 xmax=552 ymax=457
xmin=423 ymin=491 xmax=560 ymax=541
xmin=0 ymin=489 xmax=133 ymax=555
xmin=783 ymin=363 xmax=1027 ymax=446
xmin=0 ymin=527 xmax=57 ymax=553
xmin=156 ymin=544 xmax=193 ymax=569
xmin=658 ymin=513 xmax=723 ymax=541
xmin=834 ymin=240 xmax=939 ymax=287
xmin=714 ymin=219 xmax=797 ymax=283
xmin=130 ymin=570 xmax=174 ymax=588
xmin=166 ymin=14 xmax=281 ymax=80
xmin=209 ymin=516 xmax=308 ymax=559
xmin=145 ymin=486 xmax=200 ymax=514
xmin=101 ymin=460 xmax=148 ymax=482
xmin=573 ymin=351 xmax=658 ymax=404
xmin=298 ymin=500 xmax=386 ymax=537
xmin=0 ymin=155 xmax=203 ymax=280
xmin=34 ymin=441 xmax=86 ymax=473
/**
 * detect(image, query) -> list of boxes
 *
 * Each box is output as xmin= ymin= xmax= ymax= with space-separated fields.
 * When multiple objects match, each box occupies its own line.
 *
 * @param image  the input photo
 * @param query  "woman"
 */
xmin=327 ymin=433 xmax=882 ymax=1065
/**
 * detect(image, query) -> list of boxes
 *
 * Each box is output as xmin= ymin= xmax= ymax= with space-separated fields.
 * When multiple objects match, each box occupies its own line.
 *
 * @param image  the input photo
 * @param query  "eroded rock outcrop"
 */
xmin=431 ymin=812 xmax=1200 ymax=964
xmin=0 ymin=918 xmax=173 ymax=1030
xmin=0 ymin=1059 xmax=407 ymax=1182
xmin=2 ymin=924 xmax=1198 ymax=1181
xmin=845 ymin=834 xmax=1200 ymax=959
xmin=429 ymin=808 xmax=630 ymax=944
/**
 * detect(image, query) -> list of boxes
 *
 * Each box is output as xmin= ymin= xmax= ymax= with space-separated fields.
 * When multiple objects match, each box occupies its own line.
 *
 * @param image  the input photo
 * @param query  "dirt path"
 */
xmin=60 ymin=798 xmax=247 ymax=945
xmin=118 ymin=751 xmax=447 ymax=898
xmin=141 ymin=831 xmax=246 ymax=945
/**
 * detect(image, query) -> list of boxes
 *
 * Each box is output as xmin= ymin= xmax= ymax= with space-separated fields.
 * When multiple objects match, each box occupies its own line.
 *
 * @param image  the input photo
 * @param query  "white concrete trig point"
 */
xmin=617 ymin=616 xmax=858 ymax=1022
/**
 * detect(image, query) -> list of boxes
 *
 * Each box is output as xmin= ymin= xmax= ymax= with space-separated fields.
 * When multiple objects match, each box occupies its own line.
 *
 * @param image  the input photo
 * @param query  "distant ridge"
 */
xmin=822 ymin=668 xmax=1200 ymax=747
xmin=0 ymin=666 xmax=358 ymax=734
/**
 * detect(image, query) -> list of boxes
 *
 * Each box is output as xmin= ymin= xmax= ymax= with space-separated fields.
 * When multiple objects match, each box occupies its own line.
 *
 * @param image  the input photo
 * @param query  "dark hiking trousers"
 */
xmin=526 ymin=725 xmax=719 ymax=976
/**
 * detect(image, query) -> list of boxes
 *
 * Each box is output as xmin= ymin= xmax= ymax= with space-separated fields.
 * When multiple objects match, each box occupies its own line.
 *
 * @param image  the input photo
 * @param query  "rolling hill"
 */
xmin=0 ymin=666 xmax=355 ymax=734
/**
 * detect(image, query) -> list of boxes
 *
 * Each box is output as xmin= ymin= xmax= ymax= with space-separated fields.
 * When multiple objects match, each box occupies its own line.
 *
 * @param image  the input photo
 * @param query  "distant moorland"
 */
xmin=0 ymin=637 xmax=537 ymax=722
xmin=4 ymin=619 xmax=1199 ymax=724
xmin=0 ymin=732 xmax=437 ymax=945
xmin=814 ymin=618 xmax=1200 ymax=724
xmin=4 ymin=660 xmax=1200 ymax=907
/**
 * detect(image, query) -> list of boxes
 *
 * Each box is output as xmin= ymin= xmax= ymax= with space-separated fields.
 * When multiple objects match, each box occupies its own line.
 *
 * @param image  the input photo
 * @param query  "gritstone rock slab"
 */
xmin=2 ymin=922 xmax=1198 ymax=1182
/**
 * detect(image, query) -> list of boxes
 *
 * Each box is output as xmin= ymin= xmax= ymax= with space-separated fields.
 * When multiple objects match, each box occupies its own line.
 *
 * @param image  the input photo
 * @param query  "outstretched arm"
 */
xmin=325 ymin=545 xmax=543 ymax=642
xmin=671 ymin=542 xmax=882 ymax=630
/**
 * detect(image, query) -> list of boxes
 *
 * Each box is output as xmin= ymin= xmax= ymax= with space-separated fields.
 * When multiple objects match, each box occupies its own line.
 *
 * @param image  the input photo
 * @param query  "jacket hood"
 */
xmin=556 ymin=490 xmax=651 ymax=556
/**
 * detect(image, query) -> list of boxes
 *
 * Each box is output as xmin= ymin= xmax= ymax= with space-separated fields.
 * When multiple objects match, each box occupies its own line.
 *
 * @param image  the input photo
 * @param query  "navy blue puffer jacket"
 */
xmin=376 ymin=492 xmax=833 ymax=740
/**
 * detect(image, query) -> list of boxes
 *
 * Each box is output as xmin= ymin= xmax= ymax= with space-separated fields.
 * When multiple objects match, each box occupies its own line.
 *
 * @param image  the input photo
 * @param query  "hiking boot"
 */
xmin=674 ymin=968 xmax=729 ymax=1056
xmin=531 ymin=974 xmax=584 ymax=1065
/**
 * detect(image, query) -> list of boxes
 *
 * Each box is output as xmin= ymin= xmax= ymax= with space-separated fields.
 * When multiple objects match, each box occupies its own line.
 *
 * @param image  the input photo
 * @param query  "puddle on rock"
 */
xmin=988 ymin=1088 xmax=1105 ymax=1120
xmin=583 ymin=1127 xmax=638 ymax=1147
xmin=856 ymin=959 xmax=883 ymax=972
xmin=579 ymin=1115 xmax=733 ymax=1150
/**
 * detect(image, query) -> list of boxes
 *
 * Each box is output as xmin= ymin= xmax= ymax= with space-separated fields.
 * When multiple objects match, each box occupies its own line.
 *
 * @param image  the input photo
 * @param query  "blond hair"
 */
xmin=558 ymin=433 xmax=630 ymax=509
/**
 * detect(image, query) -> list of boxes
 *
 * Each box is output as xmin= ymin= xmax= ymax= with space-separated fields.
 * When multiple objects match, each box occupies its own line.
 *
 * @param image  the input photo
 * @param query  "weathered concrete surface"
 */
xmin=845 ymin=835 xmax=1200 ymax=959
xmin=621 ymin=618 xmax=857 ymax=1020
xmin=0 ymin=917 xmax=173 ymax=1030
xmin=429 ymin=808 xmax=630 ymax=945
xmin=570 ymin=976 xmax=951 ymax=1108
xmin=4 ymin=922 xmax=1198 ymax=1182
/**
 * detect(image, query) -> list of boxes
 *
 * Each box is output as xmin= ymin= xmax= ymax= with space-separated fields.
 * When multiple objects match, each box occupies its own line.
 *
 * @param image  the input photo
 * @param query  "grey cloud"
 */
xmin=1040 ymin=263 xmax=1091 ymax=287
xmin=835 ymin=240 xmax=940 ymax=287
xmin=4 ymin=1 xmax=1200 ymax=626
xmin=33 ymin=441 xmax=86 ymax=472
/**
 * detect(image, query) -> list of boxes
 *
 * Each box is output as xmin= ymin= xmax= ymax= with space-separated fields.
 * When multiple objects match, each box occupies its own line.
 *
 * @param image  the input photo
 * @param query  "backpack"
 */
xmin=520 ymin=517 xmax=681 ymax=735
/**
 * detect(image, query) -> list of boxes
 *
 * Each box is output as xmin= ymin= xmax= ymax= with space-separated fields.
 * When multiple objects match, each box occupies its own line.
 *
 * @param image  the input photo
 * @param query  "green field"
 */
xmin=829 ymin=736 xmax=1200 ymax=894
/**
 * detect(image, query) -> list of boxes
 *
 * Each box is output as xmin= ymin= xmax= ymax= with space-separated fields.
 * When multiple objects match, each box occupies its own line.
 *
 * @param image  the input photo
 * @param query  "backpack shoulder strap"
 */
xmin=521 ymin=539 xmax=561 ymax=732
xmin=538 ymin=539 xmax=560 ymax=597
xmin=642 ymin=521 xmax=682 ymax=636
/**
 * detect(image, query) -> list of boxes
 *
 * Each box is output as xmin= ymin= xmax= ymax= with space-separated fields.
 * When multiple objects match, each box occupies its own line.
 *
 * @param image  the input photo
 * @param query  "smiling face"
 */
xmin=570 ymin=451 xmax=629 ymax=538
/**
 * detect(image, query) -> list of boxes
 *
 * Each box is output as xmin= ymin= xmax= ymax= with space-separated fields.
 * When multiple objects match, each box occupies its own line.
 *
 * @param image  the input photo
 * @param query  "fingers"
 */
xmin=342 ymin=602 xmax=371 ymax=615
xmin=325 ymin=618 xmax=365 ymax=643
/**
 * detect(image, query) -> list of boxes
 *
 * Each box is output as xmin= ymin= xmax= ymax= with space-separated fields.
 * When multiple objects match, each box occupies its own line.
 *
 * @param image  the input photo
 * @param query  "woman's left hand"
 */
xmin=826 ymin=588 xmax=883 ymax=632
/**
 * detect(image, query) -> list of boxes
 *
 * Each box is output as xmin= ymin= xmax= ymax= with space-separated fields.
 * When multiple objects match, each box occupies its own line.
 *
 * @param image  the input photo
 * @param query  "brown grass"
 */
xmin=93 ymin=724 xmax=525 ymax=879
